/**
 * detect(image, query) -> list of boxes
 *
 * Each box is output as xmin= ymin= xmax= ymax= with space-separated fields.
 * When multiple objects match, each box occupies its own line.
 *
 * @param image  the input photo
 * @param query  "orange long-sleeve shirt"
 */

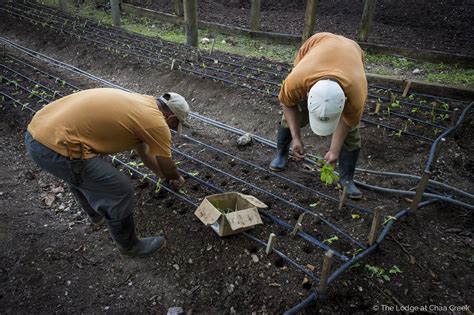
xmin=278 ymin=32 xmax=368 ymax=127
xmin=28 ymin=88 xmax=171 ymax=159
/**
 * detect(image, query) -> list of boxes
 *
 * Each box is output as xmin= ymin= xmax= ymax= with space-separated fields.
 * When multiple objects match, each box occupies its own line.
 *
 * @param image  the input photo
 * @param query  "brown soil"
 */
xmin=1 ymin=7 xmax=473 ymax=315
xmin=126 ymin=0 xmax=474 ymax=56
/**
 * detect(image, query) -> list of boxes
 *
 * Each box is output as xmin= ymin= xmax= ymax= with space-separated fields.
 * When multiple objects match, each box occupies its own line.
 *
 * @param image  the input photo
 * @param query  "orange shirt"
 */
xmin=28 ymin=88 xmax=171 ymax=159
xmin=279 ymin=32 xmax=368 ymax=127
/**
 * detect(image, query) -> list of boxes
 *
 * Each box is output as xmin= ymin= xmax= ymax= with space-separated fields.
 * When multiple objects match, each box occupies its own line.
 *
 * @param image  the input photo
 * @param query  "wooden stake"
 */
xmin=390 ymin=93 xmax=397 ymax=104
xmin=183 ymin=0 xmax=199 ymax=47
xmin=173 ymin=0 xmax=182 ymax=17
xmin=301 ymin=0 xmax=319 ymax=43
xmin=368 ymin=206 xmax=383 ymax=246
xmin=318 ymin=250 xmax=334 ymax=293
xmin=265 ymin=233 xmax=276 ymax=255
xmin=338 ymin=185 xmax=347 ymax=210
xmin=209 ymin=38 xmax=215 ymax=55
xmin=402 ymin=80 xmax=412 ymax=97
xmin=249 ymin=0 xmax=261 ymax=32
xmin=170 ymin=59 xmax=176 ymax=70
xmin=357 ymin=0 xmax=377 ymax=42
xmin=449 ymin=108 xmax=458 ymax=127
xmin=374 ymin=102 xmax=381 ymax=114
xmin=110 ymin=0 xmax=121 ymax=27
xmin=290 ymin=213 xmax=306 ymax=237
xmin=409 ymin=170 xmax=432 ymax=212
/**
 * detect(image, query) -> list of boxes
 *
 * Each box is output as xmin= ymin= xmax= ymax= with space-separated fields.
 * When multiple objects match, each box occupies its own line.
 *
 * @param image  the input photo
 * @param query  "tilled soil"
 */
xmin=126 ymin=0 xmax=474 ymax=56
xmin=1 ymin=6 xmax=473 ymax=315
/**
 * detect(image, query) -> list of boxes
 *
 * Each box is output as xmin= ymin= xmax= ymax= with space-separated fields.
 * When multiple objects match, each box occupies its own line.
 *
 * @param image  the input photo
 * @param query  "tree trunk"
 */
xmin=249 ymin=0 xmax=261 ymax=32
xmin=173 ymin=0 xmax=182 ymax=16
xmin=58 ymin=0 xmax=67 ymax=12
xmin=110 ymin=0 xmax=121 ymax=26
xmin=302 ymin=0 xmax=318 ymax=43
xmin=183 ymin=0 xmax=198 ymax=47
xmin=357 ymin=0 xmax=377 ymax=42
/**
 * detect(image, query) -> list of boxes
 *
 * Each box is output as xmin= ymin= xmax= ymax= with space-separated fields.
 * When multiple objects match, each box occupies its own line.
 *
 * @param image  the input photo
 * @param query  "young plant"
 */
xmin=383 ymin=215 xmax=397 ymax=225
xmin=365 ymin=264 xmax=391 ymax=281
xmin=320 ymin=164 xmax=339 ymax=186
xmin=323 ymin=235 xmax=339 ymax=244
xmin=155 ymin=178 xmax=163 ymax=193
xmin=389 ymin=265 xmax=402 ymax=275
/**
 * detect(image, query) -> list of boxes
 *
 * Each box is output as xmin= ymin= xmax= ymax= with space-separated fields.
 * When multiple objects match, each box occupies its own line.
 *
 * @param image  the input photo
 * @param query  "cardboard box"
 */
xmin=194 ymin=192 xmax=266 ymax=236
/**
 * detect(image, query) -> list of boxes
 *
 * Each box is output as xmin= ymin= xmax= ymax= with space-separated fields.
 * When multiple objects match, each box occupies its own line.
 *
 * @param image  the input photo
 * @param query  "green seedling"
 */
xmin=383 ymin=215 xmax=397 ymax=225
xmin=323 ymin=235 xmax=339 ymax=244
xmin=188 ymin=171 xmax=200 ymax=176
xmin=389 ymin=265 xmax=402 ymax=275
xmin=408 ymin=94 xmax=415 ymax=100
xmin=351 ymin=213 xmax=361 ymax=220
xmin=350 ymin=248 xmax=363 ymax=258
xmin=433 ymin=128 xmax=441 ymax=136
xmin=309 ymin=202 xmax=319 ymax=208
xmin=411 ymin=107 xmax=419 ymax=113
xmin=155 ymin=179 xmax=163 ymax=193
xmin=320 ymin=164 xmax=339 ymax=186
xmin=390 ymin=100 xmax=401 ymax=109
xmin=365 ymin=264 xmax=391 ymax=281
xmin=127 ymin=161 xmax=144 ymax=167
xmin=441 ymin=102 xmax=449 ymax=111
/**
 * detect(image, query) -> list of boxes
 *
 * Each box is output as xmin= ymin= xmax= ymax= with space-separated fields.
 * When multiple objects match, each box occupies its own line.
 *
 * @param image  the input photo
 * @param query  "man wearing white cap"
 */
xmin=25 ymin=88 xmax=190 ymax=257
xmin=269 ymin=32 xmax=367 ymax=199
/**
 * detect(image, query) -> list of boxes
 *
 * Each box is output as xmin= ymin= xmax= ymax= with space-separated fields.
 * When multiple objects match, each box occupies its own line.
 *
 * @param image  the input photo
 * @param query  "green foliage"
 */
xmin=365 ymin=264 xmax=391 ymax=281
xmin=323 ymin=235 xmax=339 ymax=244
xmin=320 ymin=164 xmax=339 ymax=186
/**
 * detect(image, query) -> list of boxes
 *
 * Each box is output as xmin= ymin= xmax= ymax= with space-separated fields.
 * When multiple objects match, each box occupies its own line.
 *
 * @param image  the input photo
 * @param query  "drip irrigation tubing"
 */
xmin=3 ymin=3 xmax=464 ymax=120
xmin=2 ymin=31 xmax=466 ymax=315
xmin=284 ymin=199 xmax=438 ymax=315
xmin=172 ymin=147 xmax=367 ymax=249
xmin=355 ymin=168 xmax=474 ymax=200
xmin=2 ymin=38 xmax=472 ymax=209
xmin=176 ymin=132 xmax=371 ymax=213
xmin=425 ymin=102 xmax=473 ymax=171
xmin=178 ymin=167 xmax=350 ymax=261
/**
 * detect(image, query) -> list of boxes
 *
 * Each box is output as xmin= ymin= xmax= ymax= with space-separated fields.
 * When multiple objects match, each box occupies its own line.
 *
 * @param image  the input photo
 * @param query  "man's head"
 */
xmin=308 ymin=79 xmax=346 ymax=136
xmin=157 ymin=92 xmax=190 ymax=134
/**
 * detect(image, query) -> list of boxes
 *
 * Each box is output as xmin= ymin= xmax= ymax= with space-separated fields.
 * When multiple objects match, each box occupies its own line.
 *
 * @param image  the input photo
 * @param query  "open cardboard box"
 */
xmin=194 ymin=192 xmax=266 ymax=236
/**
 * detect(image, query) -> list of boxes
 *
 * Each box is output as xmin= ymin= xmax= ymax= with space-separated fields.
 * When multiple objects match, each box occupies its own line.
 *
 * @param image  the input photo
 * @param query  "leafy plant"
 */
xmin=309 ymin=201 xmax=320 ymax=208
xmin=365 ymin=264 xmax=391 ymax=281
xmin=390 ymin=100 xmax=401 ymax=109
xmin=323 ymin=235 xmax=339 ymax=244
xmin=389 ymin=265 xmax=402 ymax=275
xmin=383 ymin=215 xmax=397 ymax=225
xmin=155 ymin=178 xmax=163 ymax=193
xmin=320 ymin=164 xmax=339 ymax=186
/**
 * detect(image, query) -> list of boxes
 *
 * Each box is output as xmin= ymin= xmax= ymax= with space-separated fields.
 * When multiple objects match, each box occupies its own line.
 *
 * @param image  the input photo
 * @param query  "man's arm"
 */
xmin=135 ymin=143 xmax=184 ymax=187
xmin=282 ymin=104 xmax=305 ymax=159
xmin=324 ymin=119 xmax=351 ymax=164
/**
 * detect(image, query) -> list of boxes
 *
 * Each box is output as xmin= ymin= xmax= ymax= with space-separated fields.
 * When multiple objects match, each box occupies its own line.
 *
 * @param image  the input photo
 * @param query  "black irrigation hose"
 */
xmin=172 ymin=147 xmax=367 ymax=249
xmin=0 ymin=63 xmax=65 ymax=98
xmin=355 ymin=181 xmax=474 ymax=210
xmin=355 ymin=168 xmax=474 ymax=200
xmin=177 ymin=166 xmax=350 ymax=261
xmin=6 ymin=55 xmax=82 ymax=91
xmin=3 ymin=5 xmax=453 ymax=140
xmin=0 ymin=74 xmax=50 ymax=104
xmin=285 ymin=199 xmax=439 ymax=315
xmin=426 ymin=102 xmax=473 ymax=172
xmin=4 ymin=37 xmax=472 ymax=211
xmin=176 ymin=131 xmax=372 ymax=214
xmin=2 ymin=35 xmax=467 ymax=315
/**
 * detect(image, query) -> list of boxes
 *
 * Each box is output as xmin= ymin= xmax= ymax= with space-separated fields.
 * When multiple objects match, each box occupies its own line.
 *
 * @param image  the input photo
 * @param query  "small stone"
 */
xmin=412 ymin=68 xmax=421 ymax=74
xmin=251 ymin=254 xmax=259 ymax=263
xmin=227 ymin=283 xmax=235 ymax=294
xmin=167 ymin=307 xmax=184 ymax=315
xmin=173 ymin=264 xmax=180 ymax=271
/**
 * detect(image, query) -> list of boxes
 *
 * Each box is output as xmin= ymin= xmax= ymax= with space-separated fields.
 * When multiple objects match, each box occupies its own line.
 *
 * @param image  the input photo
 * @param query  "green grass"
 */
xmin=39 ymin=1 xmax=474 ymax=87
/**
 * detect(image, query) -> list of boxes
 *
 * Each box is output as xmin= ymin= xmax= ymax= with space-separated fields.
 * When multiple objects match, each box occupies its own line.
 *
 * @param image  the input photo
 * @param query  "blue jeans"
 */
xmin=25 ymin=132 xmax=133 ymax=221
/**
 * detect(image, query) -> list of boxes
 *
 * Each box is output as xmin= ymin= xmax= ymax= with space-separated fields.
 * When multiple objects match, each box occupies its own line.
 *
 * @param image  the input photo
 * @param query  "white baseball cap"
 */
xmin=308 ymin=80 xmax=346 ymax=136
xmin=158 ymin=92 xmax=190 ymax=134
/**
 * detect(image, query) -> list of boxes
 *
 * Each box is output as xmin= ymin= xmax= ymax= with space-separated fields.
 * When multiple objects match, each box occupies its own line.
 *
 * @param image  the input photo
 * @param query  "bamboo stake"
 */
xmin=402 ymin=80 xmax=412 ymax=97
xmin=318 ymin=250 xmax=334 ymax=293
xmin=249 ymin=0 xmax=261 ymax=32
xmin=290 ymin=213 xmax=306 ymax=237
xmin=209 ymin=38 xmax=215 ymax=55
xmin=265 ymin=233 xmax=276 ymax=254
xmin=368 ymin=206 xmax=383 ymax=245
xmin=338 ymin=185 xmax=347 ymax=210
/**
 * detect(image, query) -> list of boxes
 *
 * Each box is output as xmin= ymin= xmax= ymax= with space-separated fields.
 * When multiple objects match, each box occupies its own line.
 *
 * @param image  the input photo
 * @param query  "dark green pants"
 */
xmin=280 ymin=101 xmax=361 ymax=151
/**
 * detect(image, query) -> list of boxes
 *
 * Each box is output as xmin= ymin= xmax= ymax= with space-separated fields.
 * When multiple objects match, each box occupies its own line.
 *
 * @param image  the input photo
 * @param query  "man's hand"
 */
xmin=169 ymin=175 xmax=185 ymax=189
xmin=292 ymin=139 xmax=305 ymax=159
xmin=324 ymin=150 xmax=338 ymax=165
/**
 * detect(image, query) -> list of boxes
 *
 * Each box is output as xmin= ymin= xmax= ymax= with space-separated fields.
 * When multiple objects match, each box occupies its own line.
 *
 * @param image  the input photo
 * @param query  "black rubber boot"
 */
xmin=338 ymin=147 xmax=362 ymax=200
xmin=269 ymin=126 xmax=293 ymax=171
xmin=106 ymin=215 xmax=166 ymax=257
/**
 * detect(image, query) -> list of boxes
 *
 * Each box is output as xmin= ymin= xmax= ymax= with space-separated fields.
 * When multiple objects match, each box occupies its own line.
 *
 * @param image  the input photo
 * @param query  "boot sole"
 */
xmin=269 ymin=166 xmax=285 ymax=172
xmin=119 ymin=239 xmax=167 ymax=258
